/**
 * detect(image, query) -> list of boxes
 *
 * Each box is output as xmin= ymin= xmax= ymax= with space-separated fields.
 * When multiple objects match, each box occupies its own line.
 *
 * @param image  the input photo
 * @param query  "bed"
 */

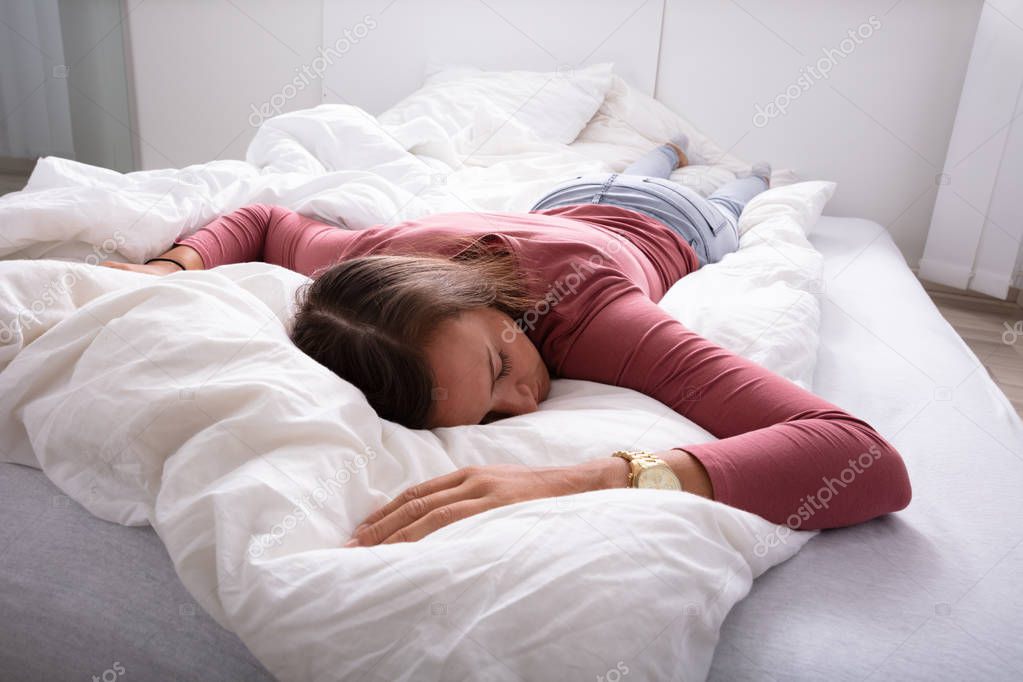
xmin=1 ymin=65 xmax=1021 ymax=680
xmin=3 ymin=215 xmax=1019 ymax=680
xmin=711 ymin=216 xmax=1023 ymax=681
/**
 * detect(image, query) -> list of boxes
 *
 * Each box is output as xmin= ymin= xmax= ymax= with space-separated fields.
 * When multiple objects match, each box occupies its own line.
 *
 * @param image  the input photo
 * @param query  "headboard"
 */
xmin=321 ymin=0 xmax=665 ymax=114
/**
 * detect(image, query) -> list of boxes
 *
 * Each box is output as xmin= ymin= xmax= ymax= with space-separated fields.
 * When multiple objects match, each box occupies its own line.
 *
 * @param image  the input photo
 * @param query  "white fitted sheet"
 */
xmin=710 ymin=216 xmax=1023 ymax=681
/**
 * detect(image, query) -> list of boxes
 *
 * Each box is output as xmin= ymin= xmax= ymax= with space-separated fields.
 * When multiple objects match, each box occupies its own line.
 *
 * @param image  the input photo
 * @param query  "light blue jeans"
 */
xmin=530 ymin=145 xmax=768 ymax=267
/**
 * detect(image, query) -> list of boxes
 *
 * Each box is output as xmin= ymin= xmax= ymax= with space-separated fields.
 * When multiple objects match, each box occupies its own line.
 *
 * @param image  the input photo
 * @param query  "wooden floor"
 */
xmin=925 ymin=287 xmax=1023 ymax=418
xmin=2 ymin=169 xmax=1021 ymax=416
xmin=0 ymin=172 xmax=29 ymax=196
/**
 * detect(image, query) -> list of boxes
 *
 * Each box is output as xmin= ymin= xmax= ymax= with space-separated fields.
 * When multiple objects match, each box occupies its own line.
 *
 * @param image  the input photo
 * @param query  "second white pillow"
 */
xmin=380 ymin=62 xmax=614 ymax=146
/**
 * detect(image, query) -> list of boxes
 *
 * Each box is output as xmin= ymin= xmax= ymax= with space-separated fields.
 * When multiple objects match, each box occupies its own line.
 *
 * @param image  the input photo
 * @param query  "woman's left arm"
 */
xmin=348 ymin=283 xmax=911 ymax=546
xmin=544 ymin=283 xmax=912 ymax=531
xmin=344 ymin=452 xmax=708 ymax=547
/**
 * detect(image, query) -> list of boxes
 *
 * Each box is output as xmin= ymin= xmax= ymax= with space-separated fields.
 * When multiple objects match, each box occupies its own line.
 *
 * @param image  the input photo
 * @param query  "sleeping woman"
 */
xmin=100 ymin=138 xmax=911 ymax=546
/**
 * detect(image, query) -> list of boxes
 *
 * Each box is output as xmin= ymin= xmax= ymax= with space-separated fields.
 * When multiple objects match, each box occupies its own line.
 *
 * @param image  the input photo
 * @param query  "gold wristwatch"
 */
xmin=611 ymin=450 xmax=683 ymax=490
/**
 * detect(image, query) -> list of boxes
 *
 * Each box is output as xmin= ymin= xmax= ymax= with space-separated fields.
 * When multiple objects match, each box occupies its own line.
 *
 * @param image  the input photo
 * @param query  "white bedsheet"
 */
xmin=711 ymin=217 xmax=1023 ymax=681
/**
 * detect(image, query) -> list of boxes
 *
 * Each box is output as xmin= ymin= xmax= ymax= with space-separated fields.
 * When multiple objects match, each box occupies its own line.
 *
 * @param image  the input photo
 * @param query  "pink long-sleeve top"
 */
xmin=177 ymin=203 xmax=911 ymax=530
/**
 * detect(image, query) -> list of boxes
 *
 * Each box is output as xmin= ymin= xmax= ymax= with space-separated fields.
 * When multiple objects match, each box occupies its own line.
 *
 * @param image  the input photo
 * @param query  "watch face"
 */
xmin=637 ymin=465 xmax=682 ymax=491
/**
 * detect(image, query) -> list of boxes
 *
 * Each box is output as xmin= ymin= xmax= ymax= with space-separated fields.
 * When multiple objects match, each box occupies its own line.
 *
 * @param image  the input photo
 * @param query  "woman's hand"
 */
xmin=98 ymin=260 xmax=180 ymax=276
xmin=345 ymin=458 xmax=628 ymax=547
xmin=98 ymin=246 xmax=203 ymax=276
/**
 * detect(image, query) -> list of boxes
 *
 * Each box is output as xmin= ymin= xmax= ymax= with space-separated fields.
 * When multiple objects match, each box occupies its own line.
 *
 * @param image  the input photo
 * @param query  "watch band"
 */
xmin=611 ymin=449 xmax=659 ymax=487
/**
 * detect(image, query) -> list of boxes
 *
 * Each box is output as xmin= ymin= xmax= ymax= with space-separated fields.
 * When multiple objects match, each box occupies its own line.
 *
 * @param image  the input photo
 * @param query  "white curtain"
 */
xmin=919 ymin=0 xmax=1023 ymax=299
xmin=0 ymin=0 xmax=74 ymax=159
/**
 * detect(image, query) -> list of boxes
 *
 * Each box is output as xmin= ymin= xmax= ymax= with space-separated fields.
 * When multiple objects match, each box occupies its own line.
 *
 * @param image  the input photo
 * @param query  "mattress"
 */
xmin=3 ymin=215 xmax=1018 ymax=680
xmin=0 ymin=458 xmax=273 ymax=681
xmin=710 ymin=216 xmax=1023 ymax=680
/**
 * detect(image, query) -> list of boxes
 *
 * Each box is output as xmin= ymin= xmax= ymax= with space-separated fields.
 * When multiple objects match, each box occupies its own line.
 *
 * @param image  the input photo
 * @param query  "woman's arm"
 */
xmin=346 ymin=282 xmax=910 ymax=547
xmin=547 ymin=280 xmax=912 ymax=531
xmin=597 ymin=448 xmax=714 ymax=498
xmin=99 ymin=204 xmax=277 ymax=275
xmin=345 ymin=449 xmax=712 ymax=547
xmin=102 ymin=204 xmax=341 ymax=276
xmin=179 ymin=203 xmax=344 ymax=275
xmin=174 ymin=203 xmax=278 ymax=269
xmin=99 ymin=244 xmax=203 ymax=275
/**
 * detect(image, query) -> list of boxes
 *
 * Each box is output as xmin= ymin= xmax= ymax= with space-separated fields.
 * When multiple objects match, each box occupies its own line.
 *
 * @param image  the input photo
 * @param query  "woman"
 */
xmin=101 ymin=139 xmax=911 ymax=546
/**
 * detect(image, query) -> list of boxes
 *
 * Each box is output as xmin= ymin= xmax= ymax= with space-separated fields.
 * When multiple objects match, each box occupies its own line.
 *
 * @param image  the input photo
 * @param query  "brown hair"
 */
xmin=289 ymin=238 xmax=536 ymax=429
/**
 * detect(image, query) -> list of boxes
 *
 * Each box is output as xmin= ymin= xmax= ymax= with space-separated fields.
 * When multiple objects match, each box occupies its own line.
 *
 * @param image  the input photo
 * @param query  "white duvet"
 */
xmin=0 ymin=69 xmax=828 ymax=680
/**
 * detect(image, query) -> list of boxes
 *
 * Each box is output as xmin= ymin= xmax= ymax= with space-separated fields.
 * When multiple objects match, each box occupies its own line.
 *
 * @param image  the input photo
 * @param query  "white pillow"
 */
xmin=737 ymin=180 xmax=837 ymax=237
xmin=379 ymin=62 xmax=614 ymax=145
xmin=570 ymin=74 xmax=805 ymax=194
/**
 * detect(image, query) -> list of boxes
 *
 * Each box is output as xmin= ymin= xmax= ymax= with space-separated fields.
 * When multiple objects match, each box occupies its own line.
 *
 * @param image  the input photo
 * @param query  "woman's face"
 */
xmin=425 ymin=307 xmax=551 ymax=427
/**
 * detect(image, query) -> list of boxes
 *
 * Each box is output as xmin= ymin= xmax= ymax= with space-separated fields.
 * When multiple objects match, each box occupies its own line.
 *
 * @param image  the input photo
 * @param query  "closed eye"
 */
xmin=497 ymin=349 xmax=512 ymax=379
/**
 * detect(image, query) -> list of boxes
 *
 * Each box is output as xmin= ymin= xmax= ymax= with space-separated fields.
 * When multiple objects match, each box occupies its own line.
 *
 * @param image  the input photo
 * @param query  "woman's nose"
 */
xmin=493 ymin=381 xmax=538 ymax=417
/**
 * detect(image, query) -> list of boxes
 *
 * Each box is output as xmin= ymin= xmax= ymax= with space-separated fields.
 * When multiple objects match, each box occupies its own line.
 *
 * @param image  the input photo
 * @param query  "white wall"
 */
xmin=655 ymin=0 xmax=982 ymax=266
xmin=125 ymin=0 xmax=322 ymax=169
xmin=125 ymin=0 xmax=983 ymax=267
xmin=321 ymin=0 xmax=663 ymax=114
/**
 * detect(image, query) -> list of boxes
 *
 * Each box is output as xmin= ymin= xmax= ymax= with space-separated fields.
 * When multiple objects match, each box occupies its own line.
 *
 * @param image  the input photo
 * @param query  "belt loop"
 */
xmin=592 ymin=173 xmax=618 ymax=204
